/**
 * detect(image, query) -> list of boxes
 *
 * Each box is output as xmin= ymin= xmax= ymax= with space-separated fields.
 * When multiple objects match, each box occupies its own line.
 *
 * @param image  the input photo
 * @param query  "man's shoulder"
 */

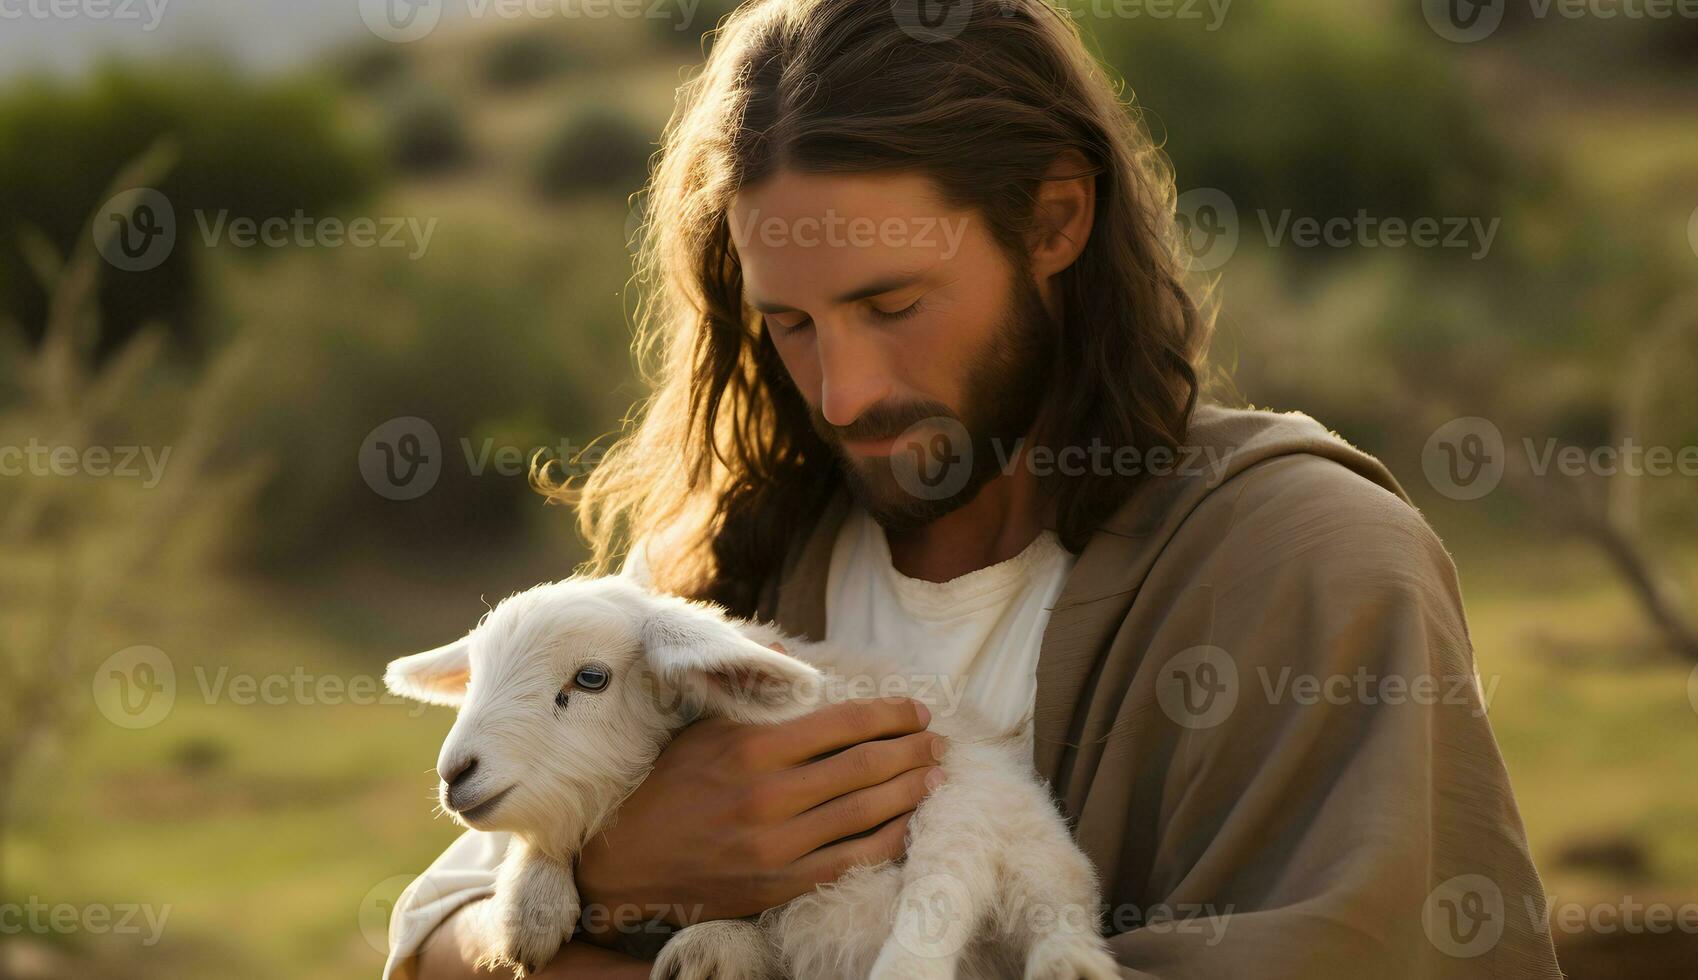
xmin=1093 ymin=403 xmax=1455 ymax=603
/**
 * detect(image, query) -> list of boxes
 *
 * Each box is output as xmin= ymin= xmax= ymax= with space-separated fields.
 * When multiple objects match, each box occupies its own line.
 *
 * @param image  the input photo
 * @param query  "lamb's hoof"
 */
xmin=1022 ymin=935 xmax=1120 ymax=980
xmin=489 ymin=934 xmax=557 ymax=979
xmin=486 ymin=898 xmax=572 ymax=978
xmin=651 ymin=920 xmax=772 ymax=980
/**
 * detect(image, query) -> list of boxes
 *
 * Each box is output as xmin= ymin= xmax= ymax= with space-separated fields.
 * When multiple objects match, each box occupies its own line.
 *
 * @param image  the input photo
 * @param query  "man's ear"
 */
xmin=1028 ymin=148 xmax=1098 ymax=280
xmin=385 ymin=637 xmax=471 ymax=707
xmin=641 ymin=600 xmax=823 ymax=724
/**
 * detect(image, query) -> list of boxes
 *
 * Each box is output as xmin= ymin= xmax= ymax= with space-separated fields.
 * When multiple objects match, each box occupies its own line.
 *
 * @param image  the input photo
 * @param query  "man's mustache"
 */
xmin=809 ymin=400 xmax=960 ymax=445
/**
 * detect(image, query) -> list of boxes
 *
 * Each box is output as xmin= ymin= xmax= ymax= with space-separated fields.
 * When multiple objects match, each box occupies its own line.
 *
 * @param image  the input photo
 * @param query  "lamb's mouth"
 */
xmin=455 ymin=785 xmax=515 ymax=824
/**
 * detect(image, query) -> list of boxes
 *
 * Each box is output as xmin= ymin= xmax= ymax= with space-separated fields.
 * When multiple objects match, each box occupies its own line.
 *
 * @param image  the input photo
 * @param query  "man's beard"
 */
xmin=809 ymin=275 xmax=1054 ymax=532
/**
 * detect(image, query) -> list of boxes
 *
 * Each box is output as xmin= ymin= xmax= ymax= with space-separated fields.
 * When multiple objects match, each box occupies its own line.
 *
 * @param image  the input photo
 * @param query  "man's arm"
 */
xmin=1077 ymin=456 xmax=1562 ymax=978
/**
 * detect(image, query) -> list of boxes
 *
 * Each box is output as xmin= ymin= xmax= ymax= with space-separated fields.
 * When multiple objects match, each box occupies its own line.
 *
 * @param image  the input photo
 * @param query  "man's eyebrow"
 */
xmin=749 ymin=270 xmax=929 ymax=314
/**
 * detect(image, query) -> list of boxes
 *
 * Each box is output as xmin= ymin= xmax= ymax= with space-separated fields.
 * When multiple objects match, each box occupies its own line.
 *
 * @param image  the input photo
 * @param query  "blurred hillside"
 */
xmin=1 ymin=1 xmax=1696 ymax=978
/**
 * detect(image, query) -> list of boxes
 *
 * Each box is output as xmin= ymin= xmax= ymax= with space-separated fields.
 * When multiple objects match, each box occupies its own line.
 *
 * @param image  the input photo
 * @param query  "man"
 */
xmin=388 ymin=0 xmax=1563 ymax=976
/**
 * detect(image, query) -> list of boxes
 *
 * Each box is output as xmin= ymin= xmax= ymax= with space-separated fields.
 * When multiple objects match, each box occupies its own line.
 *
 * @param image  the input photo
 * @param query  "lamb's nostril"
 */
xmin=439 ymin=757 xmax=479 ymax=790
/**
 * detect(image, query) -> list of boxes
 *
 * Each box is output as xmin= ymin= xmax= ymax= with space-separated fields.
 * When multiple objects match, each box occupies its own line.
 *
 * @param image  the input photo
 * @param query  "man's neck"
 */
xmin=884 ymin=465 xmax=1049 ymax=583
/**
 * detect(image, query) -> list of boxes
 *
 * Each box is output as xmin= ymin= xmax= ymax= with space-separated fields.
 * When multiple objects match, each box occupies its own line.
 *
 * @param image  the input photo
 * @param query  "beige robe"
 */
xmin=754 ymin=404 xmax=1563 ymax=979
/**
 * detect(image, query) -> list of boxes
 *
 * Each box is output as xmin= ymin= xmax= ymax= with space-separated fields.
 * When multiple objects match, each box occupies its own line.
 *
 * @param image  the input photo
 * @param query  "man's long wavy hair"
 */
xmin=545 ymin=0 xmax=1212 ymax=616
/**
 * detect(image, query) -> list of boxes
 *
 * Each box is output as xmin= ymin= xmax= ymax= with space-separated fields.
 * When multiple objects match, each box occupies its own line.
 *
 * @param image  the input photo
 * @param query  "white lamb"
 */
xmin=385 ymin=576 xmax=1119 ymax=980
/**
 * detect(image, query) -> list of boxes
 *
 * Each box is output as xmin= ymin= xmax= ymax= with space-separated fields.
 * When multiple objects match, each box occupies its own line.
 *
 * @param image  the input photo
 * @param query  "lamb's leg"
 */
xmin=997 ymin=798 xmax=1118 ymax=980
xmin=651 ymin=919 xmax=776 ymax=980
xmin=868 ymin=776 xmax=1000 ymax=980
xmin=483 ymin=839 xmax=580 ymax=977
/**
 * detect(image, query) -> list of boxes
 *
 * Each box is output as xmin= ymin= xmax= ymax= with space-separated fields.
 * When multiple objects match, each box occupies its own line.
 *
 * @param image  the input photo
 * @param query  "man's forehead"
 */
xmin=730 ymin=169 xmax=950 ymax=222
xmin=731 ymin=169 xmax=970 ymax=309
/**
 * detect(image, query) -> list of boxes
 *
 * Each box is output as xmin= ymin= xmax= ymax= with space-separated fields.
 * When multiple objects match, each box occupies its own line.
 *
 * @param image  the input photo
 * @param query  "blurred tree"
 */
xmin=0 ymin=61 xmax=379 ymax=364
xmin=383 ymin=85 xmax=473 ymax=174
xmin=482 ymin=30 xmax=578 ymax=91
xmin=1092 ymin=6 xmax=1512 ymax=247
xmin=532 ymin=105 xmax=654 ymax=198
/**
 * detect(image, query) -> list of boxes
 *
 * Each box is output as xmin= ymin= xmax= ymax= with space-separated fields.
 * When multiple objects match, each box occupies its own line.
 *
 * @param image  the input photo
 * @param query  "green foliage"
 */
xmin=651 ymin=0 xmax=743 ymax=49
xmin=1093 ymin=8 xmax=1511 ymax=240
xmin=1 ymin=144 xmax=263 ymax=930
xmin=336 ymin=42 xmax=412 ymax=92
xmin=531 ymin=104 xmax=653 ymax=198
xmin=0 ymin=60 xmax=379 ymax=360
xmin=482 ymin=30 xmax=578 ymax=90
xmin=202 ymin=201 xmax=637 ymax=566
xmin=382 ymin=86 xmax=473 ymax=174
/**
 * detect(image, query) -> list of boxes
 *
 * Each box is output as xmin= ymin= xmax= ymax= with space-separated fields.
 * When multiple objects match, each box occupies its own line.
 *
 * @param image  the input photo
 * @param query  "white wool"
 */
xmin=386 ymin=576 xmax=1117 ymax=979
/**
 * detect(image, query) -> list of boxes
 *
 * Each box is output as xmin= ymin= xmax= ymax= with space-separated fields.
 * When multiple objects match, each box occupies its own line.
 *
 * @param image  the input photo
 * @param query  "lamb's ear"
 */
xmin=641 ymin=601 xmax=822 ymax=724
xmin=385 ymin=637 xmax=471 ymax=707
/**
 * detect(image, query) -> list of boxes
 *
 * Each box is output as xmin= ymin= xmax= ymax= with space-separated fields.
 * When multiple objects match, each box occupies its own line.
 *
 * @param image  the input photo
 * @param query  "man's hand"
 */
xmin=575 ymin=697 xmax=945 ymax=939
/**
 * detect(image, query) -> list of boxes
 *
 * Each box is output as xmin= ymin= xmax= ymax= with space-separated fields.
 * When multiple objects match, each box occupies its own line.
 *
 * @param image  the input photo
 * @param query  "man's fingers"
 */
xmin=791 ymin=764 xmax=942 ymax=851
xmin=782 ymin=730 xmax=945 ymax=811
xmin=790 ymin=811 xmax=915 ymax=887
xmin=762 ymin=697 xmax=932 ymax=766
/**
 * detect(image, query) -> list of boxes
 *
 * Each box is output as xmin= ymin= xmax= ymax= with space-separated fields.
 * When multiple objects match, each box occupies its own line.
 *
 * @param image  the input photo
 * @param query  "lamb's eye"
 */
xmin=573 ymin=665 xmax=610 ymax=692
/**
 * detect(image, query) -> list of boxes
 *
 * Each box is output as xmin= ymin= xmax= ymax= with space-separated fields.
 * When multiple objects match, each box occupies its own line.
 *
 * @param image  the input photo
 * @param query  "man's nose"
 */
xmin=817 ymin=324 xmax=891 ymax=428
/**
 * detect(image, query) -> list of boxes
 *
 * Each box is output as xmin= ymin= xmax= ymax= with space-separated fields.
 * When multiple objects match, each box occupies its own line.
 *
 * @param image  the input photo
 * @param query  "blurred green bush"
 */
xmin=202 ymin=200 xmax=638 ymax=567
xmin=1093 ymin=6 xmax=1511 ymax=240
xmin=532 ymin=105 xmax=653 ymax=198
xmin=0 ymin=61 xmax=379 ymax=363
xmin=482 ymin=31 xmax=579 ymax=91
xmin=382 ymin=86 xmax=473 ymax=174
